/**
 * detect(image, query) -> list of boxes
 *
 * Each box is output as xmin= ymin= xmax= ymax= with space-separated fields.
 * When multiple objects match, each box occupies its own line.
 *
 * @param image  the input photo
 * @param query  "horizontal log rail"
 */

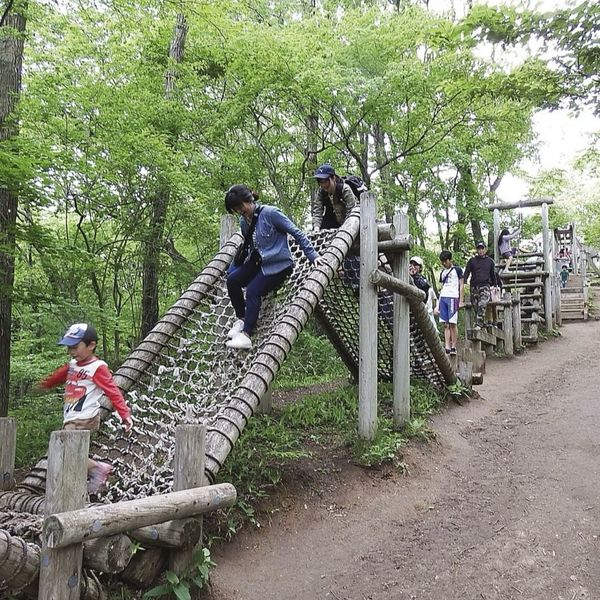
xmin=43 ymin=483 xmax=236 ymax=549
xmin=488 ymin=198 xmax=554 ymax=210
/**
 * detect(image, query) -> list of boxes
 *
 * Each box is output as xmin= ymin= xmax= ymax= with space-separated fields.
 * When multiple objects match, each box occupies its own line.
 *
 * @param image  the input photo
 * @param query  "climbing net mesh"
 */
xmin=11 ymin=227 xmax=445 ymax=510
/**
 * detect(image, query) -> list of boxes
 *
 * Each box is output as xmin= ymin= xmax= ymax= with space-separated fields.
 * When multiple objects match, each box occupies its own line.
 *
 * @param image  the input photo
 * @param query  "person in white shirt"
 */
xmin=434 ymin=251 xmax=464 ymax=355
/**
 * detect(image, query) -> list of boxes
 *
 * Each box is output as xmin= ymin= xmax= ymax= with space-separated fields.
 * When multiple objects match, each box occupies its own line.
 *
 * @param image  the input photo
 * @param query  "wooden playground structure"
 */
xmin=1 ymin=192 xmax=597 ymax=599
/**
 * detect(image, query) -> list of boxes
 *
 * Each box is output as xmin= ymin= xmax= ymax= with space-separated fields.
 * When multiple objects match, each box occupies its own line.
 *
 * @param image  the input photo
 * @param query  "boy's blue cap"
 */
xmin=59 ymin=323 xmax=98 ymax=346
xmin=476 ymin=241 xmax=486 ymax=248
xmin=314 ymin=164 xmax=336 ymax=179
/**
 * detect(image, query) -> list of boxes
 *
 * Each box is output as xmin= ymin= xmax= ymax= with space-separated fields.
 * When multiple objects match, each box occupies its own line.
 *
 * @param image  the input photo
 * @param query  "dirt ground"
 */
xmin=208 ymin=319 xmax=600 ymax=600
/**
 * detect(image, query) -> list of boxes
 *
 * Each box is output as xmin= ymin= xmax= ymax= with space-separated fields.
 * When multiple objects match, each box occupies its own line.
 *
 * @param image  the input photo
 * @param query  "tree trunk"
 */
xmin=140 ymin=184 xmax=169 ymax=338
xmin=139 ymin=13 xmax=187 ymax=339
xmin=0 ymin=1 xmax=27 ymax=417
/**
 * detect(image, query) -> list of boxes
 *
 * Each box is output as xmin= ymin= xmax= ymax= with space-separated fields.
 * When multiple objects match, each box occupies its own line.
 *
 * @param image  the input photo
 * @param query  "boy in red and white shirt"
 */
xmin=39 ymin=323 xmax=133 ymax=494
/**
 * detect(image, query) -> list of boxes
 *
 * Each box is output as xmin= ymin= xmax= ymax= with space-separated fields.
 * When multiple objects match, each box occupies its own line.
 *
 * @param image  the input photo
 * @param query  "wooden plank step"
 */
xmin=522 ymin=316 xmax=545 ymax=324
xmin=503 ymin=283 xmax=543 ymax=290
xmin=521 ymin=335 xmax=539 ymax=343
xmin=467 ymin=328 xmax=498 ymax=345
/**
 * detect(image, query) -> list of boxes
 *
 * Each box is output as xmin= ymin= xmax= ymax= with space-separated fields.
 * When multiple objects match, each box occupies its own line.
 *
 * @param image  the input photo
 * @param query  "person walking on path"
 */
xmin=38 ymin=323 xmax=133 ymax=495
xmin=225 ymin=184 xmax=322 ymax=350
xmin=434 ymin=251 xmax=464 ymax=355
xmin=497 ymin=227 xmax=520 ymax=272
xmin=464 ymin=241 xmax=497 ymax=329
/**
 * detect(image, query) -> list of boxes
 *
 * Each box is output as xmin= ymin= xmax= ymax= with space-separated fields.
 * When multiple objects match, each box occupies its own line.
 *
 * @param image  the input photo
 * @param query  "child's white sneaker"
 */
xmin=226 ymin=332 xmax=252 ymax=350
xmin=227 ymin=319 xmax=244 ymax=339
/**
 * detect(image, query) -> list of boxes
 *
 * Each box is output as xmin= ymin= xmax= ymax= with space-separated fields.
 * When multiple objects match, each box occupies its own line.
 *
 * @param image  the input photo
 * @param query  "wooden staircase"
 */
xmin=498 ymin=254 xmax=546 ymax=343
xmin=560 ymin=274 xmax=588 ymax=320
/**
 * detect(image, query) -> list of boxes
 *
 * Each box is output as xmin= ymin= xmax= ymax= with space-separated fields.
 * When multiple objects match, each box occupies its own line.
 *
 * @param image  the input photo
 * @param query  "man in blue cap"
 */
xmin=311 ymin=164 xmax=357 ymax=231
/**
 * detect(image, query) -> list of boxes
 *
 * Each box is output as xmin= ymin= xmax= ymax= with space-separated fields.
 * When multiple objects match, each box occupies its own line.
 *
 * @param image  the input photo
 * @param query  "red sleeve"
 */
xmin=92 ymin=364 xmax=131 ymax=421
xmin=40 ymin=364 xmax=69 ymax=390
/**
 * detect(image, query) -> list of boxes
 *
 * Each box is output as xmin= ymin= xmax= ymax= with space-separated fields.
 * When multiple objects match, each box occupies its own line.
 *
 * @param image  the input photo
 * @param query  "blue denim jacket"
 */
xmin=238 ymin=204 xmax=319 ymax=276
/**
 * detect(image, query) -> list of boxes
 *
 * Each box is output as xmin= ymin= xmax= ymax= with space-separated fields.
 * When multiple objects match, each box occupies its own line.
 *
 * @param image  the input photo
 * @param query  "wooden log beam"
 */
xmin=487 ymin=198 xmax=554 ymax=211
xmin=0 ymin=529 xmax=39 ymax=592
xmin=121 ymin=547 xmax=168 ymax=589
xmin=369 ymin=269 xmax=426 ymax=303
xmin=131 ymin=518 xmax=202 ymax=548
xmin=43 ymin=483 xmax=236 ymax=549
xmin=378 ymin=235 xmax=411 ymax=254
xmin=370 ymin=269 xmax=456 ymax=385
xmin=0 ymin=418 xmax=16 ymax=491
xmin=83 ymin=534 xmax=133 ymax=573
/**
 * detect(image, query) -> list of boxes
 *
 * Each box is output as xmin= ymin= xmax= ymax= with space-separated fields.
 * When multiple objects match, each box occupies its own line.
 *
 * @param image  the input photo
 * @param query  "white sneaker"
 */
xmin=226 ymin=332 xmax=252 ymax=350
xmin=227 ymin=319 xmax=244 ymax=339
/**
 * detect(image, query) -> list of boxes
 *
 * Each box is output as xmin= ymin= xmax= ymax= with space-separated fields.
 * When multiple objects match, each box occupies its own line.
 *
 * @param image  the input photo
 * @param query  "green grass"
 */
xmin=9 ymin=393 xmax=63 ymax=467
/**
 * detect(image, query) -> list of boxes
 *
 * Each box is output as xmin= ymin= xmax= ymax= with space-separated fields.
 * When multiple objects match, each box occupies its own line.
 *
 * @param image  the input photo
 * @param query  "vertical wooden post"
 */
xmin=554 ymin=277 xmax=562 ymax=327
xmin=541 ymin=202 xmax=553 ymax=331
xmin=39 ymin=430 xmax=89 ymax=600
xmin=493 ymin=208 xmax=500 ymax=263
xmin=571 ymin=222 xmax=578 ymax=275
xmin=512 ymin=291 xmax=522 ymax=351
xmin=392 ymin=210 xmax=410 ymax=427
xmin=0 ymin=417 xmax=16 ymax=490
xmin=502 ymin=292 xmax=514 ymax=356
xmin=169 ymin=424 xmax=207 ymax=576
xmin=359 ymin=192 xmax=378 ymax=441
xmin=220 ymin=214 xmax=238 ymax=248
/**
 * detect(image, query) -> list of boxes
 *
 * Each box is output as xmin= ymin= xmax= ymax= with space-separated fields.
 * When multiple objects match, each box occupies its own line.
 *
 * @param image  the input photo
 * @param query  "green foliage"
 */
xmin=9 ymin=394 xmax=62 ymax=467
xmin=143 ymin=548 xmax=215 ymax=600
xmin=351 ymin=418 xmax=406 ymax=467
xmin=275 ymin=326 xmax=345 ymax=389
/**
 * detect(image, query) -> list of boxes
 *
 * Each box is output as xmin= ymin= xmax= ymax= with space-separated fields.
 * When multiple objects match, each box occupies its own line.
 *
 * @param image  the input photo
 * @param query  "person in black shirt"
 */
xmin=464 ymin=241 xmax=496 ymax=328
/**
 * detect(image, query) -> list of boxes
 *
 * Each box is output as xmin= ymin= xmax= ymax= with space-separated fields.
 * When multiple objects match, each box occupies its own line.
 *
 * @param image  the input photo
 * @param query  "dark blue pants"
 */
xmin=227 ymin=260 xmax=291 ymax=336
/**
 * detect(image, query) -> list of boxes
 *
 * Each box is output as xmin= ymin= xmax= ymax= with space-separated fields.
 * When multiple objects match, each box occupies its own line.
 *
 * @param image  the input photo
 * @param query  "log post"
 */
xmin=502 ymin=293 xmax=514 ymax=356
xmin=493 ymin=208 xmax=500 ymax=263
xmin=39 ymin=430 xmax=89 ymax=600
xmin=512 ymin=291 xmax=522 ymax=351
xmin=0 ymin=417 xmax=16 ymax=491
xmin=554 ymin=276 xmax=562 ymax=327
xmin=457 ymin=361 xmax=473 ymax=389
xmin=541 ymin=202 xmax=553 ymax=331
xmin=169 ymin=425 xmax=207 ymax=577
xmin=392 ymin=210 xmax=410 ymax=426
xmin=219 ymin=214 xmax=238 ymax=249
xmin=358 ymin=192 xmax=378 ymax=440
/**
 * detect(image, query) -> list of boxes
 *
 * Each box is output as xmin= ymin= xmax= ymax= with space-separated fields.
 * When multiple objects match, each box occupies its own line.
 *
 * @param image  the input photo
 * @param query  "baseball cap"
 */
xmin=476 ymin=241 xmax=486 ymax=248
xmin=313 ymin=164 xmax=336 ymax=179
xmin=409 ymin=256 xmax=424 ymax=267
xmin=58 ymin=323 xmax=98 ymax=346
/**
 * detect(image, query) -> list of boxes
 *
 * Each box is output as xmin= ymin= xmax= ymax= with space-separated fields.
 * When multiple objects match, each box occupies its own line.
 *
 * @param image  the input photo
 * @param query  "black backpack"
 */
xmin=340 ymin=175 xmax=368 ymax=203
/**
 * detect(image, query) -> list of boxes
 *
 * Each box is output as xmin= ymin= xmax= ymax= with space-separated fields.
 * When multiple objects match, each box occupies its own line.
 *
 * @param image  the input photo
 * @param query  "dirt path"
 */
xmin=209 ymin=320 xmax=600 ymax=600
